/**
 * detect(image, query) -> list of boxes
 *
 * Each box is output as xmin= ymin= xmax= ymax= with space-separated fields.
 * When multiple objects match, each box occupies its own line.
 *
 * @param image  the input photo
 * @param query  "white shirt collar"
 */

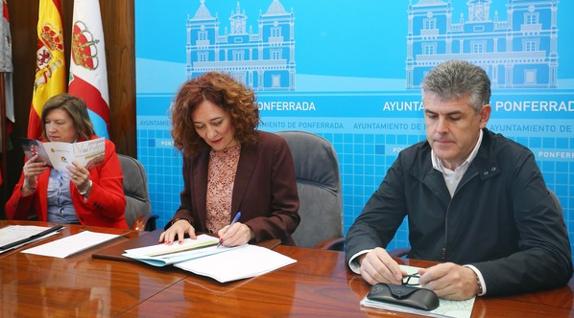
xmin=432 ymin=129 xmax=483 ymax=173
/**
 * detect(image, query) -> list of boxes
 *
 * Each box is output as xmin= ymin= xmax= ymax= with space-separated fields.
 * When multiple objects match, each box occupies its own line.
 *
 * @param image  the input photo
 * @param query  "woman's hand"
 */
xmin=159 ymin=219 xmax=197 ymax=244
xmin=22 ymin=154 xmax=47 ymax=196
xmin=68 ymin=161 xmax=92 ymax=195
xmin=217 ymin=222 xmax=254 ymax=247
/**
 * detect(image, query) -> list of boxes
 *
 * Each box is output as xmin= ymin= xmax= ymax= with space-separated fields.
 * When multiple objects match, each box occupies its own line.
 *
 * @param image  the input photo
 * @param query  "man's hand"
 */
xmin=359 ymin=247 xmax=405 ymax=285
xmin=158 ymin=219 xmax=196 ymax=244
xmin=418 ymin=263 xmax=478 ymax=300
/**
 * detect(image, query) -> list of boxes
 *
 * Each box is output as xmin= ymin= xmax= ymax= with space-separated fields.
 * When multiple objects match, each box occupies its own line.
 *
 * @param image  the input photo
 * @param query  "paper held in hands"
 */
xmin=20 ymin=137 xmax=105 ymax=171
xmin=122 ymin=234 xmax=297 ymax=283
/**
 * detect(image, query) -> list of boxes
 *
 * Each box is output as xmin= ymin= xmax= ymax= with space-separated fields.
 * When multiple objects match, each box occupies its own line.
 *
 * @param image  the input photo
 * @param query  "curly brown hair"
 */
xmin=171 ymin=72 xmax=260 ymax=157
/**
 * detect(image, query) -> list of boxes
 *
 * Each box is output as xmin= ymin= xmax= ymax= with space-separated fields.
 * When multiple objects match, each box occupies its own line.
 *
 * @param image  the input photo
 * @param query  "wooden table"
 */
xmin=1 ymin=221 xmax=573 ymax=317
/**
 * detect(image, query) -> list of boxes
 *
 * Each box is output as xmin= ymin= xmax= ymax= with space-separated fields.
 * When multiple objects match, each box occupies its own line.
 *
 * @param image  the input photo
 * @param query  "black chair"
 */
xmin=276 ymin=131 xmax=343 ymax=250
xmin=118 ymin=154 xmax=156 ymax=231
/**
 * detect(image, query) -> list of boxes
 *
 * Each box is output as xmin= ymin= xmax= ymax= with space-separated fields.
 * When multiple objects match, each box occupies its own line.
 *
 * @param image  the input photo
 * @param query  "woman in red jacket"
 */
xmin=5 ymin=93 xmax=127 ymax=228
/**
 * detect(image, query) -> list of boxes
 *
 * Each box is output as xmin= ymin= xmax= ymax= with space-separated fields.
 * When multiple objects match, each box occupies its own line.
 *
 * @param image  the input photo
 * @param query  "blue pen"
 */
xmin=218 ymin=211 xmax=242 ymax=248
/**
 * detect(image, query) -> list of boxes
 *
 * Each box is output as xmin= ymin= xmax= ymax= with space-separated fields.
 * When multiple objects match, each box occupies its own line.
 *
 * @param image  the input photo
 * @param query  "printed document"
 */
xmin=0 ymin=225 xmax=60 ymax=254
xmin=122 ymin=234 xmax=225 ymax=266
xmin=360 ymin=265 xmax=475 ymax=318
xmin=21 ymin=137 xmax=105 ymax=171
xmin=22 ymin=231 xmax=120 ymax=258
xmin=174 ymin=244 xmax=296 ymax=283
xmin=123 ymin=234 xmax=296 ymax=283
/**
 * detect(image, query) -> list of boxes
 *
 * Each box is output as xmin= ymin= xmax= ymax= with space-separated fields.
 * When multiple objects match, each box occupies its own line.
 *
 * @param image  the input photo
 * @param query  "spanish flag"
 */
xmin=27 ymin=0 xmax=66 ymax=139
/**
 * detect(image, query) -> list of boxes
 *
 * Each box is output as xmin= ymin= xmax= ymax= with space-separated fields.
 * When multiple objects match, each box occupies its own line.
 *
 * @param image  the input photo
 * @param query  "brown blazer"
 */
xmin=170 ymin=131 xmax=300 ymax=244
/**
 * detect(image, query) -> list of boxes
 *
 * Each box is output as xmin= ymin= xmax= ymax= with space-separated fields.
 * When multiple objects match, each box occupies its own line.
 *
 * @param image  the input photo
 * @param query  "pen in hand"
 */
xmin=217 ymin=211 xmax=242 ymax=248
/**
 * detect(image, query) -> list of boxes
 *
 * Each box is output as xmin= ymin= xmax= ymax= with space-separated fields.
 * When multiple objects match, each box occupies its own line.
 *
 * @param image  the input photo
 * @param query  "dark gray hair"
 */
xmin=422 ymin=60 xmax=491 ymax=112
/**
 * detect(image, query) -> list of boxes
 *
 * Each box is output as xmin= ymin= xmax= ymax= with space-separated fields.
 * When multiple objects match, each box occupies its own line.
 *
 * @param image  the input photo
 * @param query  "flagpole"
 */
xmin=0 ymin=72 xmax=7 ymax=200
xmin=0 ymin=0 xmax=11 ymax=206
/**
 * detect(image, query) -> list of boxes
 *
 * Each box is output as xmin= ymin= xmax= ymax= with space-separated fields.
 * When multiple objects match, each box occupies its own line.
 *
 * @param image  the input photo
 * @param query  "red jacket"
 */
xmin=6 ymin=139 xmax=128 ymax=229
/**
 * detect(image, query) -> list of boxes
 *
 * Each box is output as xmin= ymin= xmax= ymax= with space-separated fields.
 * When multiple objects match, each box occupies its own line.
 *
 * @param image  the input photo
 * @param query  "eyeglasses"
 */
xmin=402 ymin=273 xmax=420 ymax=287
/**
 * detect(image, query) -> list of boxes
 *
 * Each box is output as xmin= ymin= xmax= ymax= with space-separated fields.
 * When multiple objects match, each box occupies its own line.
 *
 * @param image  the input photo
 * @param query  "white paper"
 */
xmin=124 ymin=234 xmax=219 ymax=257
xmin=22 ymin=138 xmax=105 ymax=171
xmin=174 ymin=244 xmax=297 ymax=283
xmin=0 ymin=225 xmax=60 ymax=254
xmin=123 ymin=234 xmax=227 ymax=267
xmin=360 ymin=265 xmax=475 ymax=318
xmin=22 ymin=231 xmax=120 ymax=258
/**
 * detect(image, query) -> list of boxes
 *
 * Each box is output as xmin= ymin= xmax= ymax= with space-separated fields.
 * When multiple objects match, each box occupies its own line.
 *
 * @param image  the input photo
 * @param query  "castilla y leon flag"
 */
xmin=28 ymin=0 xmax=66 ymax=139
xmin=0 ymin=0 xmax=13 ymax=187
xmin=68 ymin=0 xmax=110 ymax=138
xmin=1 ymin=0 xmax=14 ymax=125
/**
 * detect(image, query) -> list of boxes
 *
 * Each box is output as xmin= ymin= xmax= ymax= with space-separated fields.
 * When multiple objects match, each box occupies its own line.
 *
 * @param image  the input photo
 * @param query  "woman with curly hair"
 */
xmin=159 ymin=72 xmax=300 ymax=246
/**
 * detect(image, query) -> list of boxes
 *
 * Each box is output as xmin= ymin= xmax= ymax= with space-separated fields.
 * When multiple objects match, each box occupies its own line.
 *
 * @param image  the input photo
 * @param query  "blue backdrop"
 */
xmin=135 ymin=0 xmax=574 ymax=255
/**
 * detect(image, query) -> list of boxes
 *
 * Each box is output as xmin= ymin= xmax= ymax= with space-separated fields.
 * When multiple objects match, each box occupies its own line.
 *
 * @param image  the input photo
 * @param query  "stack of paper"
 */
xmin=122 ymin=235 xmax=225 ymax=266
xmin=122 ymin=234 xmax=297 ymax=283
xmin=0 ymin=225 xmax=62 ymax=254
xmin=175 ymin=244 xmax=296 ymax=283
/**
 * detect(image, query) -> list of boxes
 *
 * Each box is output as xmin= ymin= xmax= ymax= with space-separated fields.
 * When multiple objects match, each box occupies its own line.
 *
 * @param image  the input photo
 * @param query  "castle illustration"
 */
xmin=186 ymin=0 xmax=295 ymax=91
xmin=407 ymin=0 xmax=559 ymax=89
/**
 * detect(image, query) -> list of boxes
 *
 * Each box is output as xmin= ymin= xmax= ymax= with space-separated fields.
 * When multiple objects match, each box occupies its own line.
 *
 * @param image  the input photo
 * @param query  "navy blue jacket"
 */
xmin=346 ymin=129 xmax=572 ymax=296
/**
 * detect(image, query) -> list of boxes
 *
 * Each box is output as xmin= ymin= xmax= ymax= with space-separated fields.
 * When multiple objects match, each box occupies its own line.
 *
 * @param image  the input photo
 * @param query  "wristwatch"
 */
xmin=78 ymin=180 xmax=93 ymax=196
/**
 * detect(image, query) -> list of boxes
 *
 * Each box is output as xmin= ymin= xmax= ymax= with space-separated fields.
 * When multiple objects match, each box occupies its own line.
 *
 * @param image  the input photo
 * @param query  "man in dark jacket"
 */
xmin=345 ymin=60 xmax=572 ymax=300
